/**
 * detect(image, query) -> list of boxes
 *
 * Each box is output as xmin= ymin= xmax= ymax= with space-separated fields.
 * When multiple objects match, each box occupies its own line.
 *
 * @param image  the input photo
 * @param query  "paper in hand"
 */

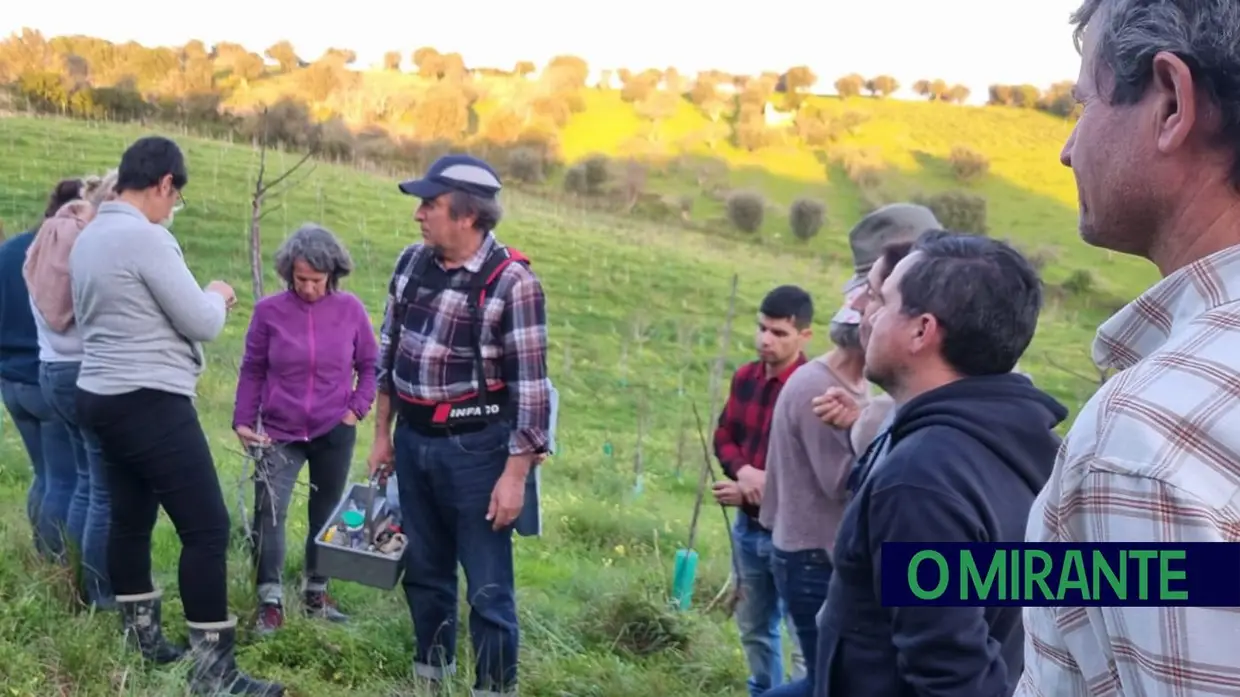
xmin=514 ymin=381 xmax=557 ymax=538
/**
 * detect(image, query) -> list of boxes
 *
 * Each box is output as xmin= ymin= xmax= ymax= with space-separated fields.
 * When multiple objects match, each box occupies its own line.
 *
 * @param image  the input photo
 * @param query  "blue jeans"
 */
xmin=394 ymin=420 xmax=519 ymax=697
xmin=771 ymin=547 xmax=832 ymax=688
xmin=1 ymin=378 xmax=45 ymax=545
xmin=1 ymin=377 xmax=74 ymax=559
xmin=734 ymin=514 xmax=804 ymax=696
xmin=762 ymin=678 xmax=812 ymax=697
xmin=40 ymin=361 xmax=113 ymax=608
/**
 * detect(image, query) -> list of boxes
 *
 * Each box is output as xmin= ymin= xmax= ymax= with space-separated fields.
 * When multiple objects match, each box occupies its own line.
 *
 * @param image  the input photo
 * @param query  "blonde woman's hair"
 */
xmin=83 ymin=169 xmax=119 ymax=209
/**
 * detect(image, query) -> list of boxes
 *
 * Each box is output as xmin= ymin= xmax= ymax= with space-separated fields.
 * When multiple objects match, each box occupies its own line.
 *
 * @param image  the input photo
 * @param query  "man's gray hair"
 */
xmin=829 ymin=321 xmax=862 ymax=351
xmin=274 ymin=223 xmax=354 ymax=290
xmin=1071 ymin=0 xmax=1240 ymax=187
xmin=446 ymin=189 xmax=503 ymax=232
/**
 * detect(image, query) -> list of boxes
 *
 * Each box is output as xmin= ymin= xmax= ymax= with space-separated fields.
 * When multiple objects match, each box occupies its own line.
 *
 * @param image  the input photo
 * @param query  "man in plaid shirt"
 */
xmin=713 ymin=285 xmax=812 ymax=696
xmin=1019 ymin=2 xmax=1240 ymax=695
xmin=368 ymin=154 xmax=551 ymax=697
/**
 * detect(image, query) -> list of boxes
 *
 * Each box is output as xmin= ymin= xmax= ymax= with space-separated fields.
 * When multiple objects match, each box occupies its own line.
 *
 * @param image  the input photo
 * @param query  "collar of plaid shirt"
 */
xmin=715 ymin=353 xmax=807 ymax=473
xmin=766 ymin=354 xmax=806 ymax=385
xmin=1092 ymin=243 xmax=1240 ymax=370
xmin=1018 ymin=243 xmax=1240 ymax=697
xmin=446 ymin=230 xmax=498 ymax=273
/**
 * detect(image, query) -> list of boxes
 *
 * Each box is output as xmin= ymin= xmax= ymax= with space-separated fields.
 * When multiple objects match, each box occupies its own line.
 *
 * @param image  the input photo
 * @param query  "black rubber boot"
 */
xmin=187 ymin=617 xmax=285 ymax=696
xmin=116 ymin=590 xmax=184 ymax=664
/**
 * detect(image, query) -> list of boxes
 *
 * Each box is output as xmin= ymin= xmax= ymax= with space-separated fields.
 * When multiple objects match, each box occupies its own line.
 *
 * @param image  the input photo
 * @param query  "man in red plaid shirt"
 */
xmin=713 ymin=285 xmax=813 ymax=696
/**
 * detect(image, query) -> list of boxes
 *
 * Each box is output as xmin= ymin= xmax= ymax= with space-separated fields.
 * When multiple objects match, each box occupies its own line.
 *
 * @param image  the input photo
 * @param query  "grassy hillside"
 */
xmin=555 ymin=90 xmax=1154 ymax=295
xmin=0 ymin=113 xmax=1124 ymax=696
xmin=220 ymin=69 xmax=1157 ymax=304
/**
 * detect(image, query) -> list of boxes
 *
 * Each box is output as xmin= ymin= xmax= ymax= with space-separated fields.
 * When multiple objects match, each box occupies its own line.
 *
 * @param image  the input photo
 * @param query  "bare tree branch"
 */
xmin=256 ymin=202 xmax=285 ymax=222
xmin=267 ymin=161 xmax=318 ymax=200
xmin=703 ymin=575 xmax=737 ymax=616
xmin=247 ymin=107 xmax=319 ymax=301
xmin=258 ymin=149 xmax=315 ymax=196
xmin=690 ymin=401 xmax=743 ymax=610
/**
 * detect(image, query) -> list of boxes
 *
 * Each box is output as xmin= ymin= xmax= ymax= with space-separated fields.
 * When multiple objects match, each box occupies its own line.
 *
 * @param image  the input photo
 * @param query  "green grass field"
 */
xmin=0 ymin=111 xmax=1145 ymax=696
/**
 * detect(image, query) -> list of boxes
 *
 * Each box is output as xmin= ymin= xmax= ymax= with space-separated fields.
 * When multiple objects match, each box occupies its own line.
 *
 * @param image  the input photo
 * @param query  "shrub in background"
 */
xmin=726 ymin=190 xmax=765 ymax=233
xmin=913 ymin=191 xmax=988 ymax=235
xmin=789 ymin=198 xmax=825 ymax=241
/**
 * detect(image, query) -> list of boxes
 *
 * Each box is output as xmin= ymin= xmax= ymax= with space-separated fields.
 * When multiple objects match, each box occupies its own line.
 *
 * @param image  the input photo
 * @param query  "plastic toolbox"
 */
xmin=313 ymin=482 xmax=404 ymax=590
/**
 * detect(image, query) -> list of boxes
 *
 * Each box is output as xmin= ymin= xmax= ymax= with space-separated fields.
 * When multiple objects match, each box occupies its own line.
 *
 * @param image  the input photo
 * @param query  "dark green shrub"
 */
xmin=508 ymin=147 xmax=545 ymax=183
xmin=948 ymin=145 xmax=990 ymax=181
xmin=726 ymin=190 xmax=765 ymax=233
xmin=582 ymin=154 xmax=610 ymax=194
xmin=789 ymin=198 xmax=825 ymax=241
xmin=913 ymin=191 xmax=988 ymax=235
xmin=564 ymin=165 xmax=587 ymax=194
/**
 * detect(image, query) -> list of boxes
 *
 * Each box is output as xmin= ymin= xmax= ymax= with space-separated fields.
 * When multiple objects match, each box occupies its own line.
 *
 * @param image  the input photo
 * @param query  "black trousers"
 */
xmin=250 ymin=423 xmax=356 ymax=602
xmin=76 ymin=387 xmax=231 ymax=624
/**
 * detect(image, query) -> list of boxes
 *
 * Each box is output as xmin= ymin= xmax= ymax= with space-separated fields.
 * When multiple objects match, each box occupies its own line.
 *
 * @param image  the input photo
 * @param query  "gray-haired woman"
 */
xmin=231 ymin=223 xmax=378 ymax=634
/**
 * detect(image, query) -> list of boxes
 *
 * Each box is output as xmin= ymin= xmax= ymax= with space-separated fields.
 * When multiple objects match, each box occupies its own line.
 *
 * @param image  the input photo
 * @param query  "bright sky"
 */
xmin=4 ymin=0 xmax=1084 ymax=104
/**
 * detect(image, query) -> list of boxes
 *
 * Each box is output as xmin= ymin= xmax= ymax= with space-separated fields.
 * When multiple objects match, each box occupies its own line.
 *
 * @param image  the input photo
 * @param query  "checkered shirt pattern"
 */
xmin=714 ymin=355 xmax=807 ymax=521
xmin=376 ymin=233 xmax=551 ymax=456
xmin=1017 ymin=244 xmax=1240 ymax=696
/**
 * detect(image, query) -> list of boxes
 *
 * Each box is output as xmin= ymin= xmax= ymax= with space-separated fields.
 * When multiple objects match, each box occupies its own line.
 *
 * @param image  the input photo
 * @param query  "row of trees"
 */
xmin=0 ymin=30 xmax=911 ymax=158
xmin=986 ymin=82 xmax=1078 ymax=117
xmin=374 ymin=44 xmax=1077 ymax=121
xmin=1 ymin=28 xmax=1079 ymax=122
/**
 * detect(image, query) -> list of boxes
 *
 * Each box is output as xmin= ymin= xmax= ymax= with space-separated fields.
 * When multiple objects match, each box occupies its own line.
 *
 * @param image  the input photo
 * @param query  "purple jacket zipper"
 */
xmin=304 ymin=305 xmax=316 ymax=441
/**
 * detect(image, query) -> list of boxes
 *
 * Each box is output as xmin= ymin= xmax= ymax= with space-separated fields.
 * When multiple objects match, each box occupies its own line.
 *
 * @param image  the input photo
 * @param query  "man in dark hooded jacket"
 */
xmin=814 ymin=230 xmax=1067 ymax=697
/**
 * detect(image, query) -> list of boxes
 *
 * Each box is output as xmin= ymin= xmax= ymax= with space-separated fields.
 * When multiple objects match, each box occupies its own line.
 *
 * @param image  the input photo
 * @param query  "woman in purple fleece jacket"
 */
xmin=232 ymin=224 xmax=378 ymax=634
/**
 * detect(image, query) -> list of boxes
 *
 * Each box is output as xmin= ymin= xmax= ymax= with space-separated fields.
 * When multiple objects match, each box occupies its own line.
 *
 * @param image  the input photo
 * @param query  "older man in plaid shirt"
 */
xmin=368 ymin=154 xmax=551 ymax=697
xmin=1019 ymin=2 xmax=1240 ymax=696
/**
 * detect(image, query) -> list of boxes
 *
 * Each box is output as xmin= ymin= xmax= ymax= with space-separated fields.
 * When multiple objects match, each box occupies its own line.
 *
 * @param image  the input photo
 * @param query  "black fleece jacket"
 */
xmin=814 ymin=373 xmax=1068 ymax=697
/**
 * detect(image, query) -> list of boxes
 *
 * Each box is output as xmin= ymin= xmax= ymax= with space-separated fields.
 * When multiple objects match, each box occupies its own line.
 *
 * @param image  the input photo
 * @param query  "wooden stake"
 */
xmin=618 ymin=332 xmax=630 ymax=386
xmin=632 ymin=392 xmax=647 ymax=485
xmin=674 ymin=406 xmax=687 ymax=479
xmin=685 ymin=447 xmax=710 ymax=554
xmin=707 ymin=274 xmax=741 ymax=421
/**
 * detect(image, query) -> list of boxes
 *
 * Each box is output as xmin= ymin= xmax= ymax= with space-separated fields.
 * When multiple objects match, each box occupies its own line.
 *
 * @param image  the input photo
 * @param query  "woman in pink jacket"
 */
xmin=232 ymin=223 xmax=377 ymax=634
xmin=24 ymin=172 xmax=120 ymax=609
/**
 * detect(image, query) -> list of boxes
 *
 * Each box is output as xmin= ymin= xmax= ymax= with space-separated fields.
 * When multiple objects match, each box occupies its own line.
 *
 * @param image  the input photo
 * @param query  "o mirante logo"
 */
xmin=880 ymin=543 xmax=1237 ymax=607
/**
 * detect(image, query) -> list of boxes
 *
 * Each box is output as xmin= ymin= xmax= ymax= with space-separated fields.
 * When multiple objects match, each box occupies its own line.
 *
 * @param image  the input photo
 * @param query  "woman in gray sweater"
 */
xmin=70 ymin=136 xmax=282 ymax=696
